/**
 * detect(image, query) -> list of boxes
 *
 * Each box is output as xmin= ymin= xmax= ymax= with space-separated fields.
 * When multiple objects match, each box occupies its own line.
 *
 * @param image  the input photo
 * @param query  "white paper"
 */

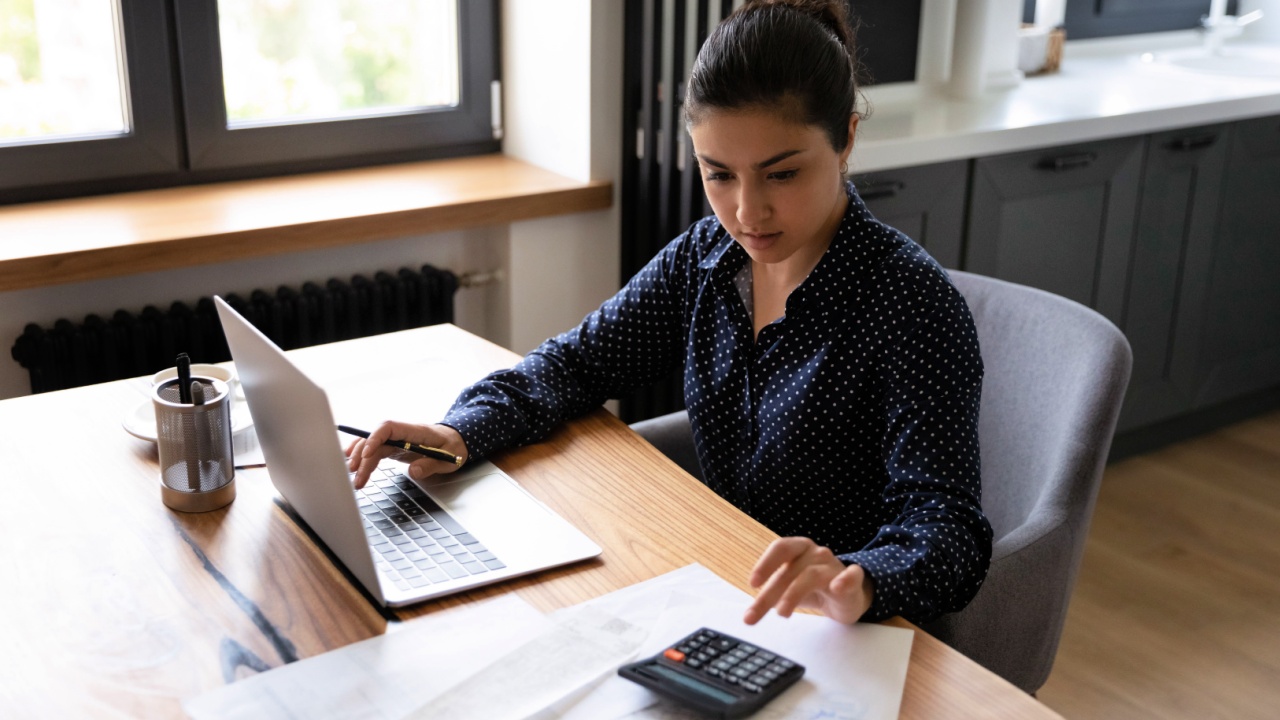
xmin=407 ymin=606 xmax=647 ymax=720
xmin=546 ymin=564 xmax=914 ymax=720
xmin=182 ymin=594 xmax=551 ymax=720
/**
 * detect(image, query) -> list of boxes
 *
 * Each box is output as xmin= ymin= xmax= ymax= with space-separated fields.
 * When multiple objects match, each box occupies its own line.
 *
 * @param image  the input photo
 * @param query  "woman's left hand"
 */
xmin=743 ymin=537 xmax=875 ymax=625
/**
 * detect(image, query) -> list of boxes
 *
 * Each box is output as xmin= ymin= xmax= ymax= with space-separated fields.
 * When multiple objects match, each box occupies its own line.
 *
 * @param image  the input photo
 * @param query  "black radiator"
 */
xmin=11 ymin=265 xmax=458 ymax=394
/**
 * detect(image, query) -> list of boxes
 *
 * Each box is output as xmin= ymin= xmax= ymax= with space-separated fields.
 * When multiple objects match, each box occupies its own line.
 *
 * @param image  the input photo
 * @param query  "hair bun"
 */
xmin=747 ymin=0 xmax=854 ymax=53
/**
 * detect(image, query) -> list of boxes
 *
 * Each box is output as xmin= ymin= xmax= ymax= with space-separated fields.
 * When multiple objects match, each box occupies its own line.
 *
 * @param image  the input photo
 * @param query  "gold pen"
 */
xmin=337 ymin=425 xmax=464 ymax=467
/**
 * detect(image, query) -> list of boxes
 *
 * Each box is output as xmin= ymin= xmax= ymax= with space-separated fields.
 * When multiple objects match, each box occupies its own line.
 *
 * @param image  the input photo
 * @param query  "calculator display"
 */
xmin=645 ymin=663 xmax=738 ymax=704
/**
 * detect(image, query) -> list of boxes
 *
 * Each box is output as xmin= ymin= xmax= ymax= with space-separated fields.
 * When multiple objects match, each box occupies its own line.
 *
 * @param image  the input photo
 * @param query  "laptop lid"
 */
xmin=213 ymin=296 xmax=601 ymax=606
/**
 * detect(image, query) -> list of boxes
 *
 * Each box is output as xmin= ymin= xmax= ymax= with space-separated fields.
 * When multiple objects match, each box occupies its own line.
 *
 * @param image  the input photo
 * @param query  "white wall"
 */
xmin=0 ymin=0 xmax=624 ymax=400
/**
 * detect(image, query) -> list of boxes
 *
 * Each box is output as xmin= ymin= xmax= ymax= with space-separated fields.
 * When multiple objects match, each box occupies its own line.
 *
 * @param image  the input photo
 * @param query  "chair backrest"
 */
xmin=924 ymin=270 xmax=1132 ymax=692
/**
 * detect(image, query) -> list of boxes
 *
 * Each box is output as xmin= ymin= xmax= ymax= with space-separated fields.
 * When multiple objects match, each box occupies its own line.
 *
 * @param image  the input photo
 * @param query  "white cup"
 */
xmin=153 ymin=363 xmax=241 ymax=400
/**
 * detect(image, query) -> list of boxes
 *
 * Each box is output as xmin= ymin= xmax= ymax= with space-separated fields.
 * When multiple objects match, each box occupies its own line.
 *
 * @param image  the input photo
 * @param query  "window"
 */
xmin=1023 ymin=0 xmax=1240 ymax=39
xmin=0 ymin=0 xmax=498 ymax=200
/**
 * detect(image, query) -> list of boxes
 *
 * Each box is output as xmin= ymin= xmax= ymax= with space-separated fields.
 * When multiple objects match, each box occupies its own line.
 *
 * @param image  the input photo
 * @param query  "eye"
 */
xmin=767 ymin=169 xmax=798 ymax=181
xmin=703 ymin=171 xmax=732 ymax=182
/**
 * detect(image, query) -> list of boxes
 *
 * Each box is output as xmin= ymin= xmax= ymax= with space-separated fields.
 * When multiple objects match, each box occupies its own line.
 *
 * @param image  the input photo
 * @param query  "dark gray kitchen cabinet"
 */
xmin=1117 ymin=124 xmax=1229 ymax=431
xmin=853 ymin=160 xmax=968 ymax=269
xmin=1194 ymin=115 xmax=1280 ymax=407
xmin=963 ymin=136 xmax=1144 ymax=325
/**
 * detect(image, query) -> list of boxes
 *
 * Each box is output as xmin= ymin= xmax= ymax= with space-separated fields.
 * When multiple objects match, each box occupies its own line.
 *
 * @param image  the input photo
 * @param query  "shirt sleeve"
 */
xmin=441 ymin=231 xmax=698 ymax=461
xmin=839 ymin=288 xmax=994 ymax=624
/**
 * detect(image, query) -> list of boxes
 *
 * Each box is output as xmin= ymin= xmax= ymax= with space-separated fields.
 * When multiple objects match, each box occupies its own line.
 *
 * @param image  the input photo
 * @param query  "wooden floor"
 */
xmin=1037 ymin=409 xmax=1280 ymax=720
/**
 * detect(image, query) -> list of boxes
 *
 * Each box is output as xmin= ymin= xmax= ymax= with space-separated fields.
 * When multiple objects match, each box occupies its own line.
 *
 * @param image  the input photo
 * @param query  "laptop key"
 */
xmin=427 ymin=509 xmax=466 ymax=535
xmin=412 ymin=556 xmax=436 ymax=569
xmin=441 ymin=563 xmax=469 ymax=579
xmin=482 ymin=558 xmax=507 ymax=570
xmin=423 ymin=568 xmax=449 ymax=583
xmin=394 ymin=579 xmax=410 ymax=591
xmin=427 ymin=528 xmax=450 ymax=539
xmin=446 ymin=544 xmax=470 ymax=557
xmin=408 ymin=576 xmax=431 ymax=588
xmin=406 ymin=528 xmax=427 ymax=539
xmin=461 ymin=561 xmax=487 ymax=575
xmin=414 ymin=536 xmax=439 ymax=548
xmin=473 ymin=550 xmax=495 ymax=561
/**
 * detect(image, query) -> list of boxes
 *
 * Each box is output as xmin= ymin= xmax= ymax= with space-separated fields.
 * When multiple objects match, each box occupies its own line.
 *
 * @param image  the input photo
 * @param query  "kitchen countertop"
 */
xmin=853 ymin=31 xmax=1280 ymax=173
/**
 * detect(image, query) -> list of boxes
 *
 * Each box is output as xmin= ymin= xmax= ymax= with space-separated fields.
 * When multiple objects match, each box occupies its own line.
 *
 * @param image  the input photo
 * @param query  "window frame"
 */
xmin=0 ymin=0 xmax=181 ymax=194
xmin=0 ymin=0 xmax=499 ymax=201
xmin=173 ymin=0 xmax=498 ymax=172
xmin=1061 ymin=0 xmax=1239 ymax=39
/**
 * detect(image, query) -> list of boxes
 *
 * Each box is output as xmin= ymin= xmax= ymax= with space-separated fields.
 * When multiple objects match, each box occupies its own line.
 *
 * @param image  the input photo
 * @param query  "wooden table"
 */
xmin=0 ymin=325 xmax=1060 ymax=718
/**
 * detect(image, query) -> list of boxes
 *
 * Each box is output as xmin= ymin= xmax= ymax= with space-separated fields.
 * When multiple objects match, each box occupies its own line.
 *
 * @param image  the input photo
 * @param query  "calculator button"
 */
xmin=724 ymin=674 xmax=740 ymax=685
xmin=692 ymin=651 xmax=711 ymax=663
xmin=712 ymin=638 xmax=736 ymax=651
xmin=730 ymin=668 xmax=751 ymax=679
xmin=711 ymin=659 xmax=733 ymax=671
xmin=703 ymin=647 xmax=721 ymax=658
xmin=705 ymin=668 xmax=725 ymax=679
xmin=766 ymin=663 xmax=787 ymax=675
xmin=757 ymin=651 xmax=776 ymax=662
xmin=730 ymin=648 xmax=751 ymax=660
xmin=761 ymin=669 xmax=779 ymax=681
xmin=749 ymin=674 xmax=771 ymax=686
xmin=663 ymin=648 xmax=686 ymax=663
xmin=677 ymin=644 xmax=694 ymax=654
xmin=738 ymin=643 xmax=758 ymax=654
xmin=741 ymin=681 xmax=762 ymax=693
xmin=685 ymin=658 xmax=703 ymax=669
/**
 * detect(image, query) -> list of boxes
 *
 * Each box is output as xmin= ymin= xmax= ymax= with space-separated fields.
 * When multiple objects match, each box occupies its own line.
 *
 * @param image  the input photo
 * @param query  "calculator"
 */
xmin=617 ymin=627 xmax=805 ymax=719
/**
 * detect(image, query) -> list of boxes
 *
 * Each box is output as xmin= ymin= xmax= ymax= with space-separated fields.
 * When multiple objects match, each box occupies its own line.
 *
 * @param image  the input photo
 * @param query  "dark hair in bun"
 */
xmin=685 ymin=0 xmax=863 ymax=152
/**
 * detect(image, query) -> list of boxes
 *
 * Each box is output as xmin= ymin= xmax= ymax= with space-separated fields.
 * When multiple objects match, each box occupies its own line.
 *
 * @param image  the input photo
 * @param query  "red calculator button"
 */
xmin=664 ymin=648 xmax=686 ymax=662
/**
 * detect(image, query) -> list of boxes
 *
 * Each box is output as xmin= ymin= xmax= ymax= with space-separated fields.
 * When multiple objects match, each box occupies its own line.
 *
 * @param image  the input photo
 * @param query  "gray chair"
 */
xmin=630 ymin=270 xmax=1132 ymax=694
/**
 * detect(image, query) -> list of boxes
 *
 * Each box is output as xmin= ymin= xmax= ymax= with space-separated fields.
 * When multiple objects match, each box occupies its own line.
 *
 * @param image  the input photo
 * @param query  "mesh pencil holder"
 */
xmin=154 ymin=376 xmax=236 ymax=512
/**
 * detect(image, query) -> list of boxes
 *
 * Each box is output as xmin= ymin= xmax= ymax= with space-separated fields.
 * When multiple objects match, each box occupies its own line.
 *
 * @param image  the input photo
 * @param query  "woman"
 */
xmin=349 ymin=0 xmax=991 ymax=627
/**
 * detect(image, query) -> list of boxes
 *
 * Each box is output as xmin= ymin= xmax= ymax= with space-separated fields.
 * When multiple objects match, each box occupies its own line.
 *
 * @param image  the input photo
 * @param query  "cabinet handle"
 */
xmin=1165 ymin=133 xmax=1218 ymax=152
xmin=1036 ymin=152 xmax=1097 ymax=172
xmin=855 ymin=180 xmax=905 ymax=201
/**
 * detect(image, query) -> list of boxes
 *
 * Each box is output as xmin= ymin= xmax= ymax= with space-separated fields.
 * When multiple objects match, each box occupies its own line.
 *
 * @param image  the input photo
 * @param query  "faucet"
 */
xmin=1202 ymin=0 xmax=1264 ymax=54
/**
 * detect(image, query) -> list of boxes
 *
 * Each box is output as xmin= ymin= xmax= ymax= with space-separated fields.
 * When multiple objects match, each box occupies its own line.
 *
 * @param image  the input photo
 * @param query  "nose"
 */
xmin=736 ymin=181 xmax=771 ymax=229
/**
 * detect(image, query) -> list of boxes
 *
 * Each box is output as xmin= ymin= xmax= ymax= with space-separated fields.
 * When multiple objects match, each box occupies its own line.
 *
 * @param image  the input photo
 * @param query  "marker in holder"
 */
xmin=153 ymin=376 xmax=236 ymax=512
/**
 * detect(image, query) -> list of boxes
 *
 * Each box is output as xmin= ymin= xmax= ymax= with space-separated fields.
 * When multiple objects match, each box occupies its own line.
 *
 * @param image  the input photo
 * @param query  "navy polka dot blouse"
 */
xmin=444 ymin=183 xmax=993 ymax=624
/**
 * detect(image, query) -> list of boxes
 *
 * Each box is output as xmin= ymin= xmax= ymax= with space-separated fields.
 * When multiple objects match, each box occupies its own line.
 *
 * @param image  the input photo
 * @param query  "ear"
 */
xmin=841 ymin=114 xmax=859 ymax=167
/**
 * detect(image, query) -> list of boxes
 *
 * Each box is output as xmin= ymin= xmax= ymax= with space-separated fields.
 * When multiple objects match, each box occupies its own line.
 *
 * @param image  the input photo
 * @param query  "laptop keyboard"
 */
xmin=357 ymin=467 xmax=506 ymax=591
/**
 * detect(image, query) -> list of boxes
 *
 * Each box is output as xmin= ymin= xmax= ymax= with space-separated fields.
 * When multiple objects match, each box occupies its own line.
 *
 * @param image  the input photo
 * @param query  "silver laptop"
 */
xmin=214 ymin=296 xmax=601 ymax=607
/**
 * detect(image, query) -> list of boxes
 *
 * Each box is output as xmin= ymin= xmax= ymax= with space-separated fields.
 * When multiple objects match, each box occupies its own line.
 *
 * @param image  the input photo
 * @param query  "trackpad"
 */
xmin=423 ymin=471 xmax=577 ymax=566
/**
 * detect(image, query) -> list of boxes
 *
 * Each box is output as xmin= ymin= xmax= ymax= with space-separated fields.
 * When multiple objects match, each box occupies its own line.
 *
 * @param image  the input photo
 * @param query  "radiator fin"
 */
xmin=10 ymin=265 xmax=458 ymax=394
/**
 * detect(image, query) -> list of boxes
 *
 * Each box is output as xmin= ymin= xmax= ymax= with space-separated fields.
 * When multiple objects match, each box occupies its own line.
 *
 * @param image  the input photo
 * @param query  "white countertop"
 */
xmin=852 ymin=32 xmax=1280 ymax=173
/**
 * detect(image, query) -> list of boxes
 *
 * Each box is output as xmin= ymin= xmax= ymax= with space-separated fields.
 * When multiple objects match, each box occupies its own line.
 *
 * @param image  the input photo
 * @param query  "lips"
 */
xmin=738 ymin=231 xmax=781 ymax=250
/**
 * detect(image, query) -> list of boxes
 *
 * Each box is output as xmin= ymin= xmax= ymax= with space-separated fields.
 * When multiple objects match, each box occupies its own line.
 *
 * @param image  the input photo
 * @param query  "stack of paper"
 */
xmin=184 ymin=564 xmax=913 ymax=720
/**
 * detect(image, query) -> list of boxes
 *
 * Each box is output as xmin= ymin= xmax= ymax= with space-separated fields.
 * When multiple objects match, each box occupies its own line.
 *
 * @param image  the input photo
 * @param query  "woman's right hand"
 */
xmin=345 ymin=421 xmax=470 ymax=489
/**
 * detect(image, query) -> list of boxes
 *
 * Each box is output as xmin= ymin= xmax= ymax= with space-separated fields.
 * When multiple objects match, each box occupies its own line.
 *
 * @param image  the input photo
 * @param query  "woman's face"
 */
xmin=690 ymin=108 xmax=854 ymax=269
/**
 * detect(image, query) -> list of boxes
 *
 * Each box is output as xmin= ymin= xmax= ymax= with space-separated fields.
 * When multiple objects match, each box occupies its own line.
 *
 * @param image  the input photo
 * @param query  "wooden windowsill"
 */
xmin=0 ymin=154 xmax=613 ymax=293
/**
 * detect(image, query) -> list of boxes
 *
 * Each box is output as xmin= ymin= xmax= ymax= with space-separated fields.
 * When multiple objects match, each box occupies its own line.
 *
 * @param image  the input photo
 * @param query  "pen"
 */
xmin=337 ymin=425 xmax=464 ymax=467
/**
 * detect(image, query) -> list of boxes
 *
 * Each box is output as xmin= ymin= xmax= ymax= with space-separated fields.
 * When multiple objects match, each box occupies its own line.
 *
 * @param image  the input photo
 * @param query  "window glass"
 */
xmin=217 ymin=0 xmax=460 ymax=128
xmin=0 ymin=0 xmax=128 ymax=145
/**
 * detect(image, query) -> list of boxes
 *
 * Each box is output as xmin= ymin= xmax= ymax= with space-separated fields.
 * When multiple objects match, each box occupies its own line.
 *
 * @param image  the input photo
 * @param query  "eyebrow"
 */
xmin=696 ymin=149 xmax=805 ymax=170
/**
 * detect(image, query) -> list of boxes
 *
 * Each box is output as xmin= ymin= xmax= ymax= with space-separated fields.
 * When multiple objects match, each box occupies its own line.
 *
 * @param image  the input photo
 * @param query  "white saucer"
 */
xmin=123 ymin=400 xmax=254 ymax=443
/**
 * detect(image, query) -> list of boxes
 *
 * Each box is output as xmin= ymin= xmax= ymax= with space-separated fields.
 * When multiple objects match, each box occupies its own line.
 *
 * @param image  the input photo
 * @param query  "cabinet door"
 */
xmin=853 ymin=160 xmax=968 ymax=269
xmin=1118 ymin=125 xmax=1228 ymax=431
xmin=965 ymin=136 xmax=1143 ymax=325
xmin=1195 ymin=115 xmax=1280 ymax=407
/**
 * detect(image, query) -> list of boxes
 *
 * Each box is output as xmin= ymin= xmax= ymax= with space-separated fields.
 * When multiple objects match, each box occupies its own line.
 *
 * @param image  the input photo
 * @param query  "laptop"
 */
xmin=214 ymin=296 xmax=602 ymax=607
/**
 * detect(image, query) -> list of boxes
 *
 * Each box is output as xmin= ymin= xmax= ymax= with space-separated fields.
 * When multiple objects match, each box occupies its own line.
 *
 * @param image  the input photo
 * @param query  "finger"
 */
xmin=405 ymin=457 xmax=461 ymax=482
xmin=744 ymin=540 xmax=814 ymax=624
xmin=352 ymin=442 xmax=395 ymax=489
xmin=750 ymin=545 xmax=837 ymax=622
xmin=748 ymin=537 xmax=813 ymax=588
xmin=773 ymin=560 xmax=838 ymax=618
